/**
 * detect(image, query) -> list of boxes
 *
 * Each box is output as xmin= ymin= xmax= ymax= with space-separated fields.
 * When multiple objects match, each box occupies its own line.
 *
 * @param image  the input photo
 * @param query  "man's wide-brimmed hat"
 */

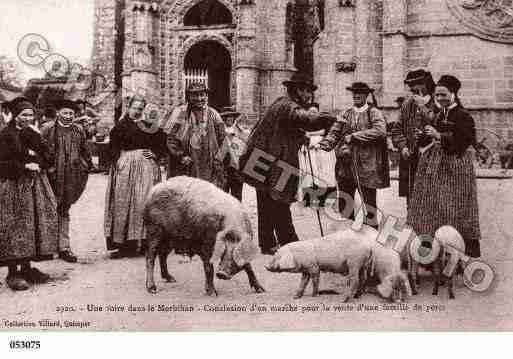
xmin=7 ymin=96 xmax=35 ymax=118
xmin=282 ymin=73 xmax=318 ymax=91
xmin=346 ymin=82 xmax=374 ymax=93
xmin=186 ymin=81 xmax=209 ymax=94
xmin=220 ymin=105 xmax=240 ymax=118
xmin=404 ymin=69 xmax=432 ymax=84
xmin=54 ymin=99 xmax=80 ymax=112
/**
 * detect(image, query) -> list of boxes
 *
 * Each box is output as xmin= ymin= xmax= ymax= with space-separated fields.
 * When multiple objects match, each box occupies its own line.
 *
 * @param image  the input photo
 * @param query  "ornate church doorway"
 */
xmin=184 ymin=40 xmax=231 ymax=111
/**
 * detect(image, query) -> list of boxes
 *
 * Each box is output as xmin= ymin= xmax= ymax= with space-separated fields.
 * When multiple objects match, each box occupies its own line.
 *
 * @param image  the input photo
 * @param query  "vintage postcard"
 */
xmin=0 ymin=0 xmax=512 ymax=340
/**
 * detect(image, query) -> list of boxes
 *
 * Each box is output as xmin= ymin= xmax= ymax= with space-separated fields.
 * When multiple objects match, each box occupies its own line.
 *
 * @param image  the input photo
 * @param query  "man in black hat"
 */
xmin=319 ymin=82 xmax=389 ymax=228
xmin=41 ymin=99 xmax=93 ymax=263
xmin=239 ymin=72 xmax=335 ymax=254
xmin=391 ymin=69 xmax=440 ymax=208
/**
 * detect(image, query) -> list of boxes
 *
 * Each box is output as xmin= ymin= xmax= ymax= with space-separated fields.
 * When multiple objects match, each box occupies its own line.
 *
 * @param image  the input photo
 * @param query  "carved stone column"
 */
xmin=382 ymin=0 xmax=407 ymax=107
xmin=235 ymin=1 xmax=259 ymax=117
xmin=122 ymin=2 xmax=160 ymax=107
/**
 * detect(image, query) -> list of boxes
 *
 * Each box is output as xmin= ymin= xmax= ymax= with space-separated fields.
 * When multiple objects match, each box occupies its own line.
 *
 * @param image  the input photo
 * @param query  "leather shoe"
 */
xmin=21 ymin=267 xmax=51 ymax=284
xmin=6 ymin=274 xmax=30 ymax=291
xmin=59 ymin=250 xmax=78 ymax=263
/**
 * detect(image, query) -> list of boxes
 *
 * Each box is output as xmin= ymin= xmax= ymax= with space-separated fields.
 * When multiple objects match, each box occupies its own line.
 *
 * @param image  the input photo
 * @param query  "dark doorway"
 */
xmin=183 ymin=0 xmax=233 ymax=27
xmin=184 ymin=40 xmax=231 ymax=111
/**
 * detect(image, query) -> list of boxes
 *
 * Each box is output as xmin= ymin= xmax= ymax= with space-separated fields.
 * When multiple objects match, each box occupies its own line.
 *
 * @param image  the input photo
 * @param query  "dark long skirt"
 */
xmin=407 ymin=144 xmax=481 ymax=257
xmin=0 ymin=173 xmax=59 ymax=266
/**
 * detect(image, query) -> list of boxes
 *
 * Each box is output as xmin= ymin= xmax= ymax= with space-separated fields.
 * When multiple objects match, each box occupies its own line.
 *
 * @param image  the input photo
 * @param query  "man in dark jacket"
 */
xmin=319 ymin=82 xmax=389 ymax=229
xmin=391 ymin=69 xmax=440 ymax=208
xmin=239 ymin=73 xmax=335 ymax=254
xmin=41 ymin=99 xmax=93 ymax=263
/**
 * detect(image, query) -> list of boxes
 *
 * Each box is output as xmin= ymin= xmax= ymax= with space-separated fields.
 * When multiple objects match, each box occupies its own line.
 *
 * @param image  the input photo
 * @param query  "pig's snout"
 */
xmin=264 ymin=257 xmax=279 ymax=272
xmin=216 ymin=246 xmax=244 ymax=280
xmin=264 ymin=262 xmax=275 ymax=272
xmin=216 ymin=270 xmax=232 ymax=280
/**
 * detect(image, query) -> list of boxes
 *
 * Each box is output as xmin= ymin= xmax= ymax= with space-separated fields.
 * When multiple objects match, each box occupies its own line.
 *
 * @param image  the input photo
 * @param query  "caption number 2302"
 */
xmin=9 ymin=340 xmax=41 ymax=350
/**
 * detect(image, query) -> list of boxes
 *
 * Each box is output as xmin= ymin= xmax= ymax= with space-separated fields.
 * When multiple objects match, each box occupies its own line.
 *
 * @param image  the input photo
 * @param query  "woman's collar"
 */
xmin=420 ymin=94 xmax=432 ymax=106
xmin=352 ymin=103 xmax=369 ymax=113
xmin=136 ymin=118 xmax=159 ymax=134
xmin=58 ymin=120 xmax=72 ymax=128
xmin=435 ymin=101 xmax=457 ymax=111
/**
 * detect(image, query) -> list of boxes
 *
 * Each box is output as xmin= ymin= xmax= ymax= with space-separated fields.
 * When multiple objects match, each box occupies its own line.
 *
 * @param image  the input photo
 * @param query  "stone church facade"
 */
xmin=90 ymin=0 xmax=513 ymax=143
xmin=91 ymin=0 xmax=300 ymax=124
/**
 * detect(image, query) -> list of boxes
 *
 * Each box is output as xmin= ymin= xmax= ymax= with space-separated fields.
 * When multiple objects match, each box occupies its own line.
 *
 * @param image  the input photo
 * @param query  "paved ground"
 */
xmin=0 ymin=173 xmax=512 ymax=331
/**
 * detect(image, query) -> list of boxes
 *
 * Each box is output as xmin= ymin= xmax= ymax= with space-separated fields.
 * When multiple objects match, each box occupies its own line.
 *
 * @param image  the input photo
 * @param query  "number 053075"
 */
xmin=9 ymin=340 xmax=41 ymax=350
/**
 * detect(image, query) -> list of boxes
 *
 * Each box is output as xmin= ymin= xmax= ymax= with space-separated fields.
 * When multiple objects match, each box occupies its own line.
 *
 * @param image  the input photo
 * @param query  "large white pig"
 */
xmin=143 ymin=176 xmax=265 ymax=296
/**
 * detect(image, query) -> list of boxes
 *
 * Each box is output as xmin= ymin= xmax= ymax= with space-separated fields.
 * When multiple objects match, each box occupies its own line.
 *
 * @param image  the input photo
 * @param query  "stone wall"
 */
xmin=90 ymin=0 xmax=125 ymax=124
xmin=257 ymin=0 xmax=296 ymax=115
xmin=314 ymin=0 xmax=513 ymax=147
xmin=314 ymin=0 xmax=356 ymax=111
xmin=89 ymin=0 xmax=513 ymax=144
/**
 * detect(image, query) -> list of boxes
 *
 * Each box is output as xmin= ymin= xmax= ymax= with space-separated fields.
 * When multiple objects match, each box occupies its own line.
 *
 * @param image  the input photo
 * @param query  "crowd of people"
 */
xmin=0 ymin=98 xmax=90 ymax=290
xmin=0 ymin=68 xmax=482 ymax=292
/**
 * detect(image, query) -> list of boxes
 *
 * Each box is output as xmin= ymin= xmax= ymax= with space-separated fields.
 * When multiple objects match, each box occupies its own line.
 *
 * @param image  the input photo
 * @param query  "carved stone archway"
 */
xmin=174 ymin=33 xmax=236 ymax=105
xmin=162 ymin=0 xmax=238 ymax=26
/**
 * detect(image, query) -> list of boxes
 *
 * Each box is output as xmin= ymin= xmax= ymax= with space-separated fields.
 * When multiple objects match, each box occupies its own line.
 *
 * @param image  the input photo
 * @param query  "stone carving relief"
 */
xmin=335 ymin=60 xmax=357 ymax=73
xmin=134 ymin=48 xmax=152 ymax=68
xmin=161 ymin=0 xmax=238 ymax=26
xmin=447 ymin=0 xmax=513 ymax=43
xmin=339 ymin=0 xmax=355 ymax=7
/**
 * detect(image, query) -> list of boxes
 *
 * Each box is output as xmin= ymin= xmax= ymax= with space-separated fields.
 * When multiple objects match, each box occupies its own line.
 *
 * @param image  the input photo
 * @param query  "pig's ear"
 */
xmin=233 ymin=237 xmax=259 ymax=267
xmin=211 ymin=239 xmax=227 ymax=264
xmin=377 ymin=276 xmax=393 ymax=299
xmin=277 ymin=248 xmax=296 ymax=270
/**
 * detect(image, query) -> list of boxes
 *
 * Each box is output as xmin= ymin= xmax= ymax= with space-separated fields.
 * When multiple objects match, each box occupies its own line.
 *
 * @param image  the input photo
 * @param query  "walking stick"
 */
xmin=303 ymin=144 xmax=325 ymax=237
xmin=351 ymin=149 xmax=368 ymax=231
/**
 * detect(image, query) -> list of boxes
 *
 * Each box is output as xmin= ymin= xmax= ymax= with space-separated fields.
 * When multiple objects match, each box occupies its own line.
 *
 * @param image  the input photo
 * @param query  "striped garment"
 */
xmin=163 ymin=104 xmax=226 ymax=188
xmin=104 ymin=150 xmax=162 ymax=250
xmin=407 ymin=144 xmax=481 ymax=257
xmin=0 ymin=123 xmax=59 ymax=265
xmin=0 ymin=174 xmax=59 ymax=265
xmin=391 ymin=97 xmax=440 ymax=198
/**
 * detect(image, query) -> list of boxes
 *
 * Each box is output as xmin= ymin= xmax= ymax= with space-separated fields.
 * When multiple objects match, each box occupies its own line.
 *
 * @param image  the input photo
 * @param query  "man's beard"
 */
xmin=291 ymin=92 xmax=309 ymax=108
